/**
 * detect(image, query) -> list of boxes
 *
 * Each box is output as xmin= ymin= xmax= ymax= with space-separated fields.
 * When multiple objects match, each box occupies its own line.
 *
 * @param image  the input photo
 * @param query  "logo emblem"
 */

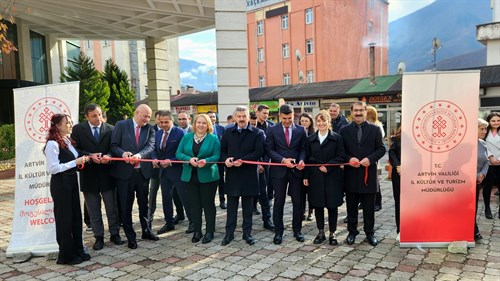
xmin=412 ymin=100 xmax=466 ymax=153
xmin=24 ymin=98 xmax=71 ymax=143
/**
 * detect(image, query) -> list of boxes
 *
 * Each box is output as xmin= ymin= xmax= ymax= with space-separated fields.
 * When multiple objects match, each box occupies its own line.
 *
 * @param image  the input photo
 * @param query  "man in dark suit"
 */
xmin=146 ymin=111 xmax=161 ymax=228
xmin=111 ymin=104 xmax=158 ymax=249
xmin=71 ymin=103 xmax=124 ymax=251
xmin=220 ymin=106 xmax=264 ymax=246
xmin=339 ymin=101 xmax=386 ymax=246
xmin=173 ymin=111 xmax=192 ymax=224
xmin=329 ymin=103 xmax=349 ymax=134
xmin=151 ymin=110 xmax=194 ymax=235
xmin=256 ymin=104 xmax=276 ymax=202
xmin=265 ymin=104 xmax=307 ymax=244
xmin=207 ymin=111 xmax=226 ymax=209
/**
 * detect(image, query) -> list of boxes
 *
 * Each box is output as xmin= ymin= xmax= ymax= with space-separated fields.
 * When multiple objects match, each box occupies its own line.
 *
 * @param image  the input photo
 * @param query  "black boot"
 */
xmin=485 ymin=205 xmax=493 ymax=219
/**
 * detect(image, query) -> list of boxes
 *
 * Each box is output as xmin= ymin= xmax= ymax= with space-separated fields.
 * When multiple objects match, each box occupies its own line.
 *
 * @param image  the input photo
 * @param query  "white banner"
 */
xmin=400 ymin=71 xmax=479 ymax=248
xmin=6 ymin=82 xmax=79 ymax=257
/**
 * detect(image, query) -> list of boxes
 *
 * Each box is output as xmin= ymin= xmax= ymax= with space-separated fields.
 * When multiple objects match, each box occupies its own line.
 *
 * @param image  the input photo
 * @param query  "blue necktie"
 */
xmin=93 ymin=127 xmax=99 ymax=141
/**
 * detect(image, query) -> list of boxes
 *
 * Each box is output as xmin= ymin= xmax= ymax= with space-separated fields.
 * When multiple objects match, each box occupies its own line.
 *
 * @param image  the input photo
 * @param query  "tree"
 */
xmin=102 ymin=58 xmax=135 ymax=125
xmin=60 ymin=52 xmax=110 ymax=122
xmin=0 ymin=11 xmax=17 ymax=55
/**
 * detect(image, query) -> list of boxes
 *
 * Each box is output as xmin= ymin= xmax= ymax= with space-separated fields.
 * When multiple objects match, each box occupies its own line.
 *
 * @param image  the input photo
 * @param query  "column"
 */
xmin=16 ymin=19 xmax=33 ymax=81
xmin=46 ymin=34 xmax=62 ymax=84
xmin=145 ymin=38 xmax=170 ymax=113
xmin=215 ymin=0 xmax=249 ymax=125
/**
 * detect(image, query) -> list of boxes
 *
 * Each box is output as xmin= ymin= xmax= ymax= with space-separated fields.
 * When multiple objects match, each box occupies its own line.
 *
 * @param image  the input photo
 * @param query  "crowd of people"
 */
xmin=44 ymin=101 xmax=498 ymax=265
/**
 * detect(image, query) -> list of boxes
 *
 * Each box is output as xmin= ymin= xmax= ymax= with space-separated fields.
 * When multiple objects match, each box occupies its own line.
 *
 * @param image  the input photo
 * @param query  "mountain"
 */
xmin=389 ymin=0 xmax=492 ymax=73
xmin=179 ymin=58 xmax=217 ymax=92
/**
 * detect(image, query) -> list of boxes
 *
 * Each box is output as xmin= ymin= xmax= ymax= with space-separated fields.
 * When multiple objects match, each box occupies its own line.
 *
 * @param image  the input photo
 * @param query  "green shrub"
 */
xmin=0 ymin=124 xmax=15 ymax=160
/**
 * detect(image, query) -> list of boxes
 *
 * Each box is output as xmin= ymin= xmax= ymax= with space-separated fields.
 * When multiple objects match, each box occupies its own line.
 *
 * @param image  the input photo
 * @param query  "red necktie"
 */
xmin=161 ymin=131 xmax=168 ymax=150
xmin=135 ymin=126 xmax=140 ymax=145
xmin=285 ymin=126 xmax=290 ymax=147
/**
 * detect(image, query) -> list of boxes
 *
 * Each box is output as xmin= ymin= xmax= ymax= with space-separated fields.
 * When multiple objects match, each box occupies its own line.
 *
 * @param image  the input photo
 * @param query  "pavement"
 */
xmin=0 ymin=171 xmax=499 ymax=281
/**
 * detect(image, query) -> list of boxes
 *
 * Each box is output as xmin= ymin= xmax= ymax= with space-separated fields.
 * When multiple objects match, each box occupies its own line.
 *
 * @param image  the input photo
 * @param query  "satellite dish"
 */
xmin=298 ymin=70 xmax=304 ymax=81
xmin=397 ymin=62 xmax=406 ymax=74
xmin=295 ymin=49 xmax=302 ymax=61
xmin=432 ymin=37 xmax=441 ymax=49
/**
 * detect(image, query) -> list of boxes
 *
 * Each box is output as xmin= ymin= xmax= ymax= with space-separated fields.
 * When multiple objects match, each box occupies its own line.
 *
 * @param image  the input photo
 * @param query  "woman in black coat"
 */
xmin=388 ymin=126 xmax=401 ymax=235
xmin=303 ymin=110 xmax=346 ymax=245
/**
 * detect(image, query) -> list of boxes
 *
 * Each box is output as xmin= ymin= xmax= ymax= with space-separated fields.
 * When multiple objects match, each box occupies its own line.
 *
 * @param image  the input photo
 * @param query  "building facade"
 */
xmin=246 ymin=0 xmax=389 ymax=88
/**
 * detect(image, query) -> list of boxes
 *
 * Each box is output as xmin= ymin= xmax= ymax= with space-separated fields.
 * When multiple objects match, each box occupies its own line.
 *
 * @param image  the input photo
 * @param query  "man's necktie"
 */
xmin=135 ymin=126 xmax=140 ymax=145
xmin=285 ymin=126 xmax=290 ymax=147
xmin=357 ymin=125 xmax=363 ymax=143
xmin=93 ymin=126 xmax=99 ymax=141
xmin=161 ymin=131 xmax=168 ymax=150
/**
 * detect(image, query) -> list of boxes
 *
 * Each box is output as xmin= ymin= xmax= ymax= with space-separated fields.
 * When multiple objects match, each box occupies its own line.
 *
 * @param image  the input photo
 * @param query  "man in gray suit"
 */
xmin=111 ymin=104 xmax=158 ymax=249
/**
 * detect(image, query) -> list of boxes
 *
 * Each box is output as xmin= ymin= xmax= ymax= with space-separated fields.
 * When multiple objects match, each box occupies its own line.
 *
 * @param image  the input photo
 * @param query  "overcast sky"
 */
xmin=179 ymin=0 xmax=436 ymax=67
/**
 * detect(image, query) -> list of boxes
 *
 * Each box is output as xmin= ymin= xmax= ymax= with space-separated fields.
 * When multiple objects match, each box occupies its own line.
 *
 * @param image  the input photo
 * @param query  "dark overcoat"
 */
xmin=339 ymin=121 xmax=386 ymax=194
xmin=221 ymin=124 xmax=264 ymax=196
xmin=71 ymin=122 xmax=114 ymax=193
xmin=305 ymin=131 xmax=346 ymax=208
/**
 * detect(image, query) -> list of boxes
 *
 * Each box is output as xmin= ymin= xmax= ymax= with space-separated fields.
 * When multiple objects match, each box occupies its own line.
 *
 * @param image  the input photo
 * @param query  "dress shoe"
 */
xmin=85 ymin=225 xmax=93 ymax=233
xmin=273 ymin=233 xmax=283 ymax=245
xmin=313 ymin=233 xmax=326 ymax=244
xmin=374 ymin=205 xmax=382 ymax=212
xmin=346 ymin=233 xmax=356 ymax=245
xmin=173 ymin=214 xmax=185 ymax=225
xmin=128 ymin=240 xmax=138 ymax=249
xmin=474 ymin=233 xmax=483 ymax=241
xmin=329 ymin=236 xmax=338 ymax=246
xmin=142 ymin=231 xmax=159 ymax=241
xmin=366 ymin=235 xmax=379 ymax=246
xmin=192 ymin=232 xmax=203 ymax=243
xmin=343 ymin=217 xmax=348 ymax=223
xmin=358 ymin=203 xmax=363 ymax=210
xmin=80 ymin=253 xmax=91 ymax=261
xmin=185 ymin=222 xmax=195 ymax=234
xmin=57 ymin=256 xmax=83 ymax=265
xmin=92 ymin=236 xmax=104 ymax=251
xmin=202 ymin=232 xmax=214 ymax=244
xmin=263 ymin=220 xmax=275 ymax=231
xmin=221 ymin=234 xmax=234 ymax=246
xmin=242 ymin=234 xmax=255 ymax=245
xmin=293 ymin=232 xmax=305 ymax=242
xmin=253 ymin=207 xmax=260 ymax=215
xmin=485 ymin=206 xmax=493 ymax=219
xmin=157 ymin=223 xmax=175 ymax=235
xmin=110 ymin=234 xmax=125 ymax=245
xmin=220 ymin=202 xmax=227 ymax=209
xmin=307 ymin=213 xmax=313 ymax=221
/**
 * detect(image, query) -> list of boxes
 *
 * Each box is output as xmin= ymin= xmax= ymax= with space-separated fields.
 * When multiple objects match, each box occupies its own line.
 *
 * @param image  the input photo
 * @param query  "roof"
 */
xmin=171 ymin=91 xmax=218 ymax=106
xmin=346 ymin=75 xmax=401 ymax=95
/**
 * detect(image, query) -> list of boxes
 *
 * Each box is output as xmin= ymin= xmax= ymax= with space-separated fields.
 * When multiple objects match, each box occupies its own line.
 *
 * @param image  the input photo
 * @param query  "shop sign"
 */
xmin=172 ymin=106 xmax=196 ymax=115
xmin=249 ymin=101 xmax=279 ymax=112
xmin=362 ymin=94 xmax=402 ymax=104
xmin=286 ymin=100 xmax=319 ymax=108
xmin=197 ymin=105 xmax=218 ymax=113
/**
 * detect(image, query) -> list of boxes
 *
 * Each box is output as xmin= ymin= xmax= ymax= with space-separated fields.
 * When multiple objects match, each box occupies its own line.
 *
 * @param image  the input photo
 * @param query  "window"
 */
xmin=30 ymin=31 xmax=48 ymax=84
xmin=259 ymin=76 xmax=265 ymax=87
xmin=305 ymin=8 xmax=313 ymax=24
xmin=103 ymin=40 xmax=111 ymax=47
xmin=282 ymin=44 xmax=289 ymax=58
xmin=281 ymin=15 xmax=289 ymax=29
xmin=368 ymin=20 xmax=373 ymax=33
xmin=307 ymin=70 xmax=314 ymax=83
xmin=86 ymin=40 xmax=93 ymax=49
xmin=66 ymin=40 xmax=80 ymax=70
xmin=283 ymin=73 xmax=290 ymax=85
xmin=369 ymin=0 xmax=374 ymax=9
xmin=306 ymin=39 xmax=314 ymax=54
xmin=258 ymin=48 xmax=264 ymax=62
xmin=257 ymin=21 xmax=264 ymax=35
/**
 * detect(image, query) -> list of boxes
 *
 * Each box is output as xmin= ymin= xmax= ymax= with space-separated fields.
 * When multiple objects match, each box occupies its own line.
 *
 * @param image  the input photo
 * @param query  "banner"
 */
xmin=400 ymin=71 xmax=479 ymax=247
xmin=6 ymin=82 xmax=79 ymax=257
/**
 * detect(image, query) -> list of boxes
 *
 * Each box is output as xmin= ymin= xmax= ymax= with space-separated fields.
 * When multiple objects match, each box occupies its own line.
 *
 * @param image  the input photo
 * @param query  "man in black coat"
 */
xmin=220 ymin=106 xmax=265 ymax=246
xmin=207 ymin=110 xmax=227 ymax=209
xmin=265 ymin=104 xmax=307 ymax=244
xmin=71 ymin=104 xmax=124 ymax=251
xmin=110 ymin=104 xmax=158 ymax=249
xmin=339 ymin=101 xmax=386 ymax=246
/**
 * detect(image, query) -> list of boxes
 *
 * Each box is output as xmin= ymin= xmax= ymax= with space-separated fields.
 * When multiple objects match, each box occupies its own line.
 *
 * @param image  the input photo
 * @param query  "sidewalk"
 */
xmin=0 ymin=173 xmax=499 ymax=281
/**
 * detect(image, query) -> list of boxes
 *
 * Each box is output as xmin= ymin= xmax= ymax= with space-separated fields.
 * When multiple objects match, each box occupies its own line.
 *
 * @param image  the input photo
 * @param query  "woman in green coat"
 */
xmin=176 ymin=114 xmax=220 ymax=244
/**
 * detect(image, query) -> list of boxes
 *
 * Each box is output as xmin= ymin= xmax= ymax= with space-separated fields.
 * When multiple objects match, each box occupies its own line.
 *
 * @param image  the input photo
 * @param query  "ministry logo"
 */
xmin=24 ymin=97 xmax=71 ymax=143
xmin=412 ymin=100 xmax=466 ymax=153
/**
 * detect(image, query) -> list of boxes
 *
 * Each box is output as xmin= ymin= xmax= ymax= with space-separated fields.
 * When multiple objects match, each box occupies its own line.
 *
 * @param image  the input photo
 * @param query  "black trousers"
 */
xmin=187 ymin=179 xmax=218 ymax=233
xmin=217 ymin=163 xmax=226 ymax=203
xmin=346 ymin=192 xmax=376 ymax=236
xmin=254 ymin=170 xmax=272 ymax=221
xmin=50 ymin=174 xmax=84 ymax=263
xmin=225 ymin=196 xmax=254 ymax=235
xmin=391 ymin=167 xmax=401 ymax=233
xmin=482 ymin=165 xmax=500 ymax=209
xmin=272 ymin=170 xmax=303 ymax=234
xmin=313 ymin=207 xmax=338 ymax=233
xmin=116 ymin=170 xmax=149 ymax=242
xmin=172 ymin=188 xmax=185 ymax=217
